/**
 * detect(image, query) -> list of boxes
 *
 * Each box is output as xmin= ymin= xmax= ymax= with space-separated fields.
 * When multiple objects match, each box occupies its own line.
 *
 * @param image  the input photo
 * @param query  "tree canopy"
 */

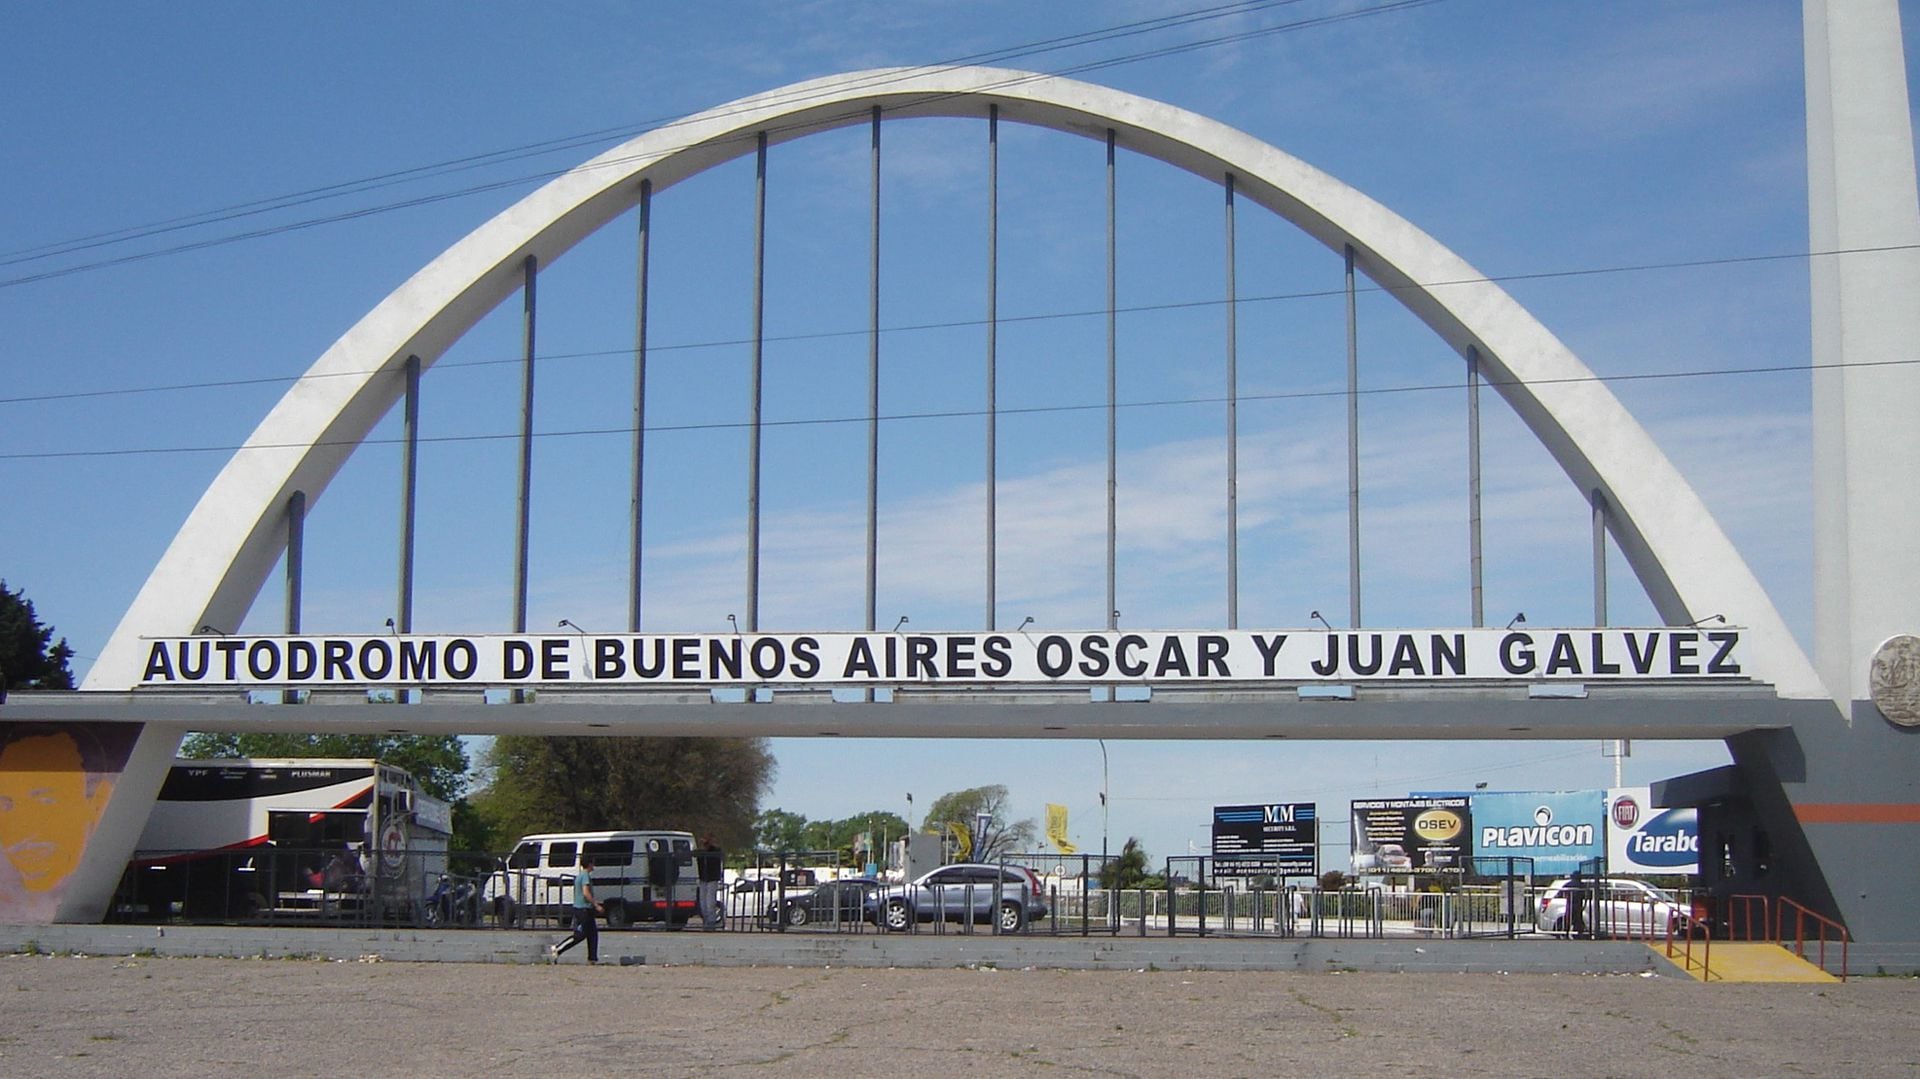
xmin=919 ymin=784 xmax=1035 ymax=862
xmin=1099 ymin=837 xmax=1154 ymax=890
xmin=753 ymin=807 xmax=910 ymax=864
xmin=0 ymin=580 xmax=75 ymax=692
xmin=473 ymin=735 xmax=774 ymax=852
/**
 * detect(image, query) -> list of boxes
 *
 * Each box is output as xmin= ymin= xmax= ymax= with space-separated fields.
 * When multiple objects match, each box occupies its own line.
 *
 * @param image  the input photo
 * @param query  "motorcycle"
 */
xmin=425 ymin=873 xmax=480 ymax=928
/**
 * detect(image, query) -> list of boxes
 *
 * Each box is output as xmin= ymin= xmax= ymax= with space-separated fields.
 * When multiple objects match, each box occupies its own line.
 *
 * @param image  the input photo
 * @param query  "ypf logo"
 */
xmin=1611 ymin=796 xmax=1641 ymax=829
xmin=1413 ymin=809 xmax=1463 ymax=841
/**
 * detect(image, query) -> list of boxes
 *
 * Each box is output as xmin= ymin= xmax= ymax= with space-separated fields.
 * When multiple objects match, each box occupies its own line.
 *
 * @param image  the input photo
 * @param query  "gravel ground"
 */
xmin=2 ymin=953 xmax=1916 ymax=1077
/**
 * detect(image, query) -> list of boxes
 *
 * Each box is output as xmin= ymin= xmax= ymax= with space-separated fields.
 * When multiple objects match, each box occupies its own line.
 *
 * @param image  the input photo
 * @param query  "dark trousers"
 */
xmin=555 ymin=907 xmax=599 ymax=961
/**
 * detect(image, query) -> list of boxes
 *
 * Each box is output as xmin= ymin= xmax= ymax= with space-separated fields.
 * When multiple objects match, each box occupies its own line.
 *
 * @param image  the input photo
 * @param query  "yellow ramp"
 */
xmin=1657 ymin=942 xmax=1840 ymax=983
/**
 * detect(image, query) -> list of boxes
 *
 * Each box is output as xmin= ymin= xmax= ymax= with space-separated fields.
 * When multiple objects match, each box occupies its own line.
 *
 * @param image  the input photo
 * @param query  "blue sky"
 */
xmin=4 ymin=1 xmax=1914 ymax=865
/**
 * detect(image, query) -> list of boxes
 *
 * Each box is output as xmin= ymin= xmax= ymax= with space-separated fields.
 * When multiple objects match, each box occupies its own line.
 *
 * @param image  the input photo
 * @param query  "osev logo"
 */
xmin=1412 ymin=809 xmax=1463 ymax=841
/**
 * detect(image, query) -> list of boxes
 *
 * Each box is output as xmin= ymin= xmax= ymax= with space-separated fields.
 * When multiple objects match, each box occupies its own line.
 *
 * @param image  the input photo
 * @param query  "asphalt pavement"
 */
xmin=3 ymin=952 xmax=1916 ymax=1077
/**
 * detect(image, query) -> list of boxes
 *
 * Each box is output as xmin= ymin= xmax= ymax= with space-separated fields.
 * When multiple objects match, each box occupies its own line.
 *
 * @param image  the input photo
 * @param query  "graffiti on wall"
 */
xmin=0 ymin=723 xmax=139 ymax=922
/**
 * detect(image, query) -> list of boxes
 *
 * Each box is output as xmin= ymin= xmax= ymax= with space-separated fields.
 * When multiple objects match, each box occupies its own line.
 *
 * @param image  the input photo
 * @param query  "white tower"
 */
xmin=1805 ymin=0 xmax=1920 ymax=710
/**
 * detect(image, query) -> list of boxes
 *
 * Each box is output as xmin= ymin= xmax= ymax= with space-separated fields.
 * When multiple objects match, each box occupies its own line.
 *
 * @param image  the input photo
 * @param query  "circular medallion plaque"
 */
xmin=1868 ymin=635 xmax=1920 ymax=727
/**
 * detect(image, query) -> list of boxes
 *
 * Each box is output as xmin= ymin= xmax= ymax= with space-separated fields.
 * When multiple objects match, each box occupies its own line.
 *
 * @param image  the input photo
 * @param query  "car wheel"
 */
xmin=605 ymin=901 xmax=631 ymax=929
xmin=998 ymin=901 xmax=1026 ymax=933
xmin=883 ymin=899 xmax=911 ymax=932
xmin=785 ymin=904 xmax=810 ymax=927
xmin=1549 ymin=916 xmax=1567 ymax=936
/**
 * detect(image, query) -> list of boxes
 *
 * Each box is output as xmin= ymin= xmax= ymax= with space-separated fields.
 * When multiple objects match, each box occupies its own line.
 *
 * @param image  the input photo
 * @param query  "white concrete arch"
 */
xmin=87 ymin=65 xmax=1825 ymax=700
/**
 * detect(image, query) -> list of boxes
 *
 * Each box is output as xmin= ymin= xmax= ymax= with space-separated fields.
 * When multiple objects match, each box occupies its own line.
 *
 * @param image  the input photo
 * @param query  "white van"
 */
xmin=482 ymin=830 xmax=697 ymax=927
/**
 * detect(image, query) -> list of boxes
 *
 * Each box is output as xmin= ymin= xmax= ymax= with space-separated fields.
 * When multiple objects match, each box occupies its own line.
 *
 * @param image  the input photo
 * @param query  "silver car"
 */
xmin=1537 ymin=876 xmax=1690 ymax=938
xmin=870 ymin=863 xmax=1050 ymax=932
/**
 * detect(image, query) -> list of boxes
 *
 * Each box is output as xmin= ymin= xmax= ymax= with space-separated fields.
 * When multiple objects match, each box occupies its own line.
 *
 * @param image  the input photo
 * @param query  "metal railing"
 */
xmin=112 ymin=847 xmax=493 ymax=928
xmin=1778 ymin=896 xmax=1850 ymax=980
xmin=1663 ymin=910 xmax=1717 ymax=981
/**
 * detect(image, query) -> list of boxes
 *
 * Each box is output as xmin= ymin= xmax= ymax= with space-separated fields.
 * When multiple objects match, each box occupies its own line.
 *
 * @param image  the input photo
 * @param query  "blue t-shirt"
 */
xmin=573 ymin=869 xmax=594 ymax=908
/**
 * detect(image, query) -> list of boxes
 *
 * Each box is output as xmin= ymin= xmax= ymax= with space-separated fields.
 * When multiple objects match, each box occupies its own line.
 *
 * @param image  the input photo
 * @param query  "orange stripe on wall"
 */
xmin=1795 ymin=803 xmax=1920 ymax=824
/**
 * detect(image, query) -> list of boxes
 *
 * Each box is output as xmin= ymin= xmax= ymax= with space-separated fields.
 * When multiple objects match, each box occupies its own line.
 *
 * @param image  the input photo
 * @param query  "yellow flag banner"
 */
xmin=946 ymin=821 xmax=972 ymax=860
xmin=1046 ymin=803 xmax=1077 ymax=854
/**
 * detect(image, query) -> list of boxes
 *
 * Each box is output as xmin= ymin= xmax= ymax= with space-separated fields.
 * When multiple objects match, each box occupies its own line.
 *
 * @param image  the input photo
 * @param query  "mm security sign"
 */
xmin=1211 ymin=803 xmax=1317 ymax=877
xmin=134 ymin=628 xmax=1750 ymax=688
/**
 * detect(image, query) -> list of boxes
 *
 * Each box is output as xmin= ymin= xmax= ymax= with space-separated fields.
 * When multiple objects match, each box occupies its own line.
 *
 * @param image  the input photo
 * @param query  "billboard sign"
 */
xmin=1349 ymin=797 xmax=1471 ymax=874
xmin=1211 ymin=803 xmax=1317 ymax=877
xmin=1470 ymin=790 xmax=1605 ymax=875
xmin=1606 ymin=787 xmax=1699 ymax=874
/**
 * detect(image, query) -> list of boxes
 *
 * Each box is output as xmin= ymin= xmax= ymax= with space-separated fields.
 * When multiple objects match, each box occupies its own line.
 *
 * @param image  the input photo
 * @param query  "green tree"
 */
xmin=754 ymin=808 xmax=812 ymax=852
xmin=1099 ymin=836 xmax=1153 ymax=890
xmin=920 ymin=785 xmax=1035 ymax=862
xmin=752 ymin=810 xmax=910 ymax=864
xmin=178 ymin=732 xmax=470 ymax=802
xmin=0 ymin=580 xmax=75 ymax=691
xmin=479 ymin=735 xmax=773 ymax=851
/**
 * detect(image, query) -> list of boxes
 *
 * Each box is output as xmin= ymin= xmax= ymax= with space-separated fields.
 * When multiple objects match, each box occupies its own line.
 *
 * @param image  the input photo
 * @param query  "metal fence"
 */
xmin=112 ymin=847 xmax=497 ymax=929
xmin=110 ymin=846 xmax=1687 ymax=943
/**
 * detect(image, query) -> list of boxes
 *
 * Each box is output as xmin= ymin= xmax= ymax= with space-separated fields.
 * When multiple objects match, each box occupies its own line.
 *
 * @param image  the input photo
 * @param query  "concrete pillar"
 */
xmin=1806 ymin=0 xmax=1920 ymax=709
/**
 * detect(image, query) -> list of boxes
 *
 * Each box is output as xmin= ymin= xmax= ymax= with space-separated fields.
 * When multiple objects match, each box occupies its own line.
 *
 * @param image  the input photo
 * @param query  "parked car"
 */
xmin=867 ymin=863 xmax=1050 ymax=932
xmin=776 ymin=877 xmax=884 ymax=927
xmin=731 ymin=867 xmax=820 ymax=899
xmin=1536 ymin=876 xmax=1690 ymax=938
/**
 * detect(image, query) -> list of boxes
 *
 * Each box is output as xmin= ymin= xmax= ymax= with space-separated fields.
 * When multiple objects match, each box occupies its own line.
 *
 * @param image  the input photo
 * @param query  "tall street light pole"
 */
xmin=1098 ymin=739 xmax=1110 ymax=876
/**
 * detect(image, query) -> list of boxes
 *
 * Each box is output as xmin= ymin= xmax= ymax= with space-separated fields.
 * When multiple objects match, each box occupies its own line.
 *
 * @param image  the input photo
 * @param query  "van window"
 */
xmin=507 ymin=842 xmax=540 ymax=870
xmin=584 ymin=839 xmax=634 ymax=867
xmin=549 ymin=842 xmax=577 ymax=869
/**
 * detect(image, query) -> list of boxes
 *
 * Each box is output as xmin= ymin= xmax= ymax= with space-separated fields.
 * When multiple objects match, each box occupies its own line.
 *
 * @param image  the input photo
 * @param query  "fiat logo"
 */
xmin=1611 ymin=796 xmax=1641 ymax=829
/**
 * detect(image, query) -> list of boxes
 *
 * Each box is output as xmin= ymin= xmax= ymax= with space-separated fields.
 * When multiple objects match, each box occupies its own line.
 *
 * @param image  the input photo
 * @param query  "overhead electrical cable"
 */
xmin=0 ymin=238 xmax=1903 ymax=408
xmin=0 ymin=352 xmax=1895 ymax=463
xmin=0 ymin=0 xmax=1438 ymax=290
xmin=0 ymin=0 xmax=1305 ymax=268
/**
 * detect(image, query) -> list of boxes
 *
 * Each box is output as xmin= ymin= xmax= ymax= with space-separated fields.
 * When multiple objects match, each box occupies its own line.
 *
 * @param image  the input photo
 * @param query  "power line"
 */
xmin=0 ymin=352 xmax=1893 ymax=464
xmin=0 ymin=238 xmax=1902 ymax=409
xmin=6 ymin=0 xmax=1306 ymax=269
xmin=0 ymin=0 xmax=1435 ymax=290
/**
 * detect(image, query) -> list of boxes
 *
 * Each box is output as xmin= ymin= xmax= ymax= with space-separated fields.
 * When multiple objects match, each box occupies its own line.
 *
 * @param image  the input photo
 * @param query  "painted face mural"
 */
xmin=0 ymin=732 xmax=113 ymax=893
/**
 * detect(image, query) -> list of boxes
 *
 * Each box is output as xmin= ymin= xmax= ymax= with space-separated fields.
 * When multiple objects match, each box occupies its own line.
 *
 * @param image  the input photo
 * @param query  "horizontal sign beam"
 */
xmin=133 ymin=628 xmax=1751 ymax=688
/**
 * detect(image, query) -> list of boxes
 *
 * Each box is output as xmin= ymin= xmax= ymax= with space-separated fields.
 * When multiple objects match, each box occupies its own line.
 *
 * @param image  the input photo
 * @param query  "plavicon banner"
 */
xmin=1471 ymin=790 xmax=1606 ymax=875
xmin=134 ymin=628 xmax=1748 ymax=688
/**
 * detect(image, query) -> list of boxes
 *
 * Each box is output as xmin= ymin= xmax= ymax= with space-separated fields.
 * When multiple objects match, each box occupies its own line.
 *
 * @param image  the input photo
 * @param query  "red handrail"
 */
xmin=1664 ymin=910 xmax=1715 ymax=981
xmin=1776 ymin=896 xmax=1850 ymax=981
xmin=1723 ymin=893 xmax=1771 ymax=941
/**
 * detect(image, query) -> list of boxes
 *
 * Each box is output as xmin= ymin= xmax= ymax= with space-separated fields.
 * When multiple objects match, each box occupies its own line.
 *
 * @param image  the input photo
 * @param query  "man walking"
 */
xmin=551 ymin=855 xmax=604 ymax=963
xmin=696 ymin=836 xmax=724 ymax=930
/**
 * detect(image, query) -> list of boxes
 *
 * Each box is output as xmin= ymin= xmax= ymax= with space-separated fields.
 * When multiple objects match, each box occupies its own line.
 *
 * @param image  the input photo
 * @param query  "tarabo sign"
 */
xmin=136 ymin=628 xmax=1748 ymax=688
xmin=1350 ymin=797 xmax=1472 ymax=875
xmin=1607 ymin=787 xmax=1700 ymax=875
xmin=1211 ymin=803 xmax=1317 ymax=877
